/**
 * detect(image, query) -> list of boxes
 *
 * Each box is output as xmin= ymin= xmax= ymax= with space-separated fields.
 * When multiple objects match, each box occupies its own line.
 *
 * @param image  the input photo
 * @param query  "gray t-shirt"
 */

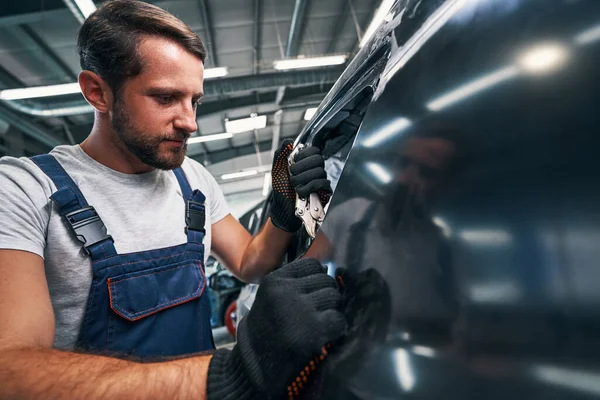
xmin=0 ymin=145 xmax=229 ymax=350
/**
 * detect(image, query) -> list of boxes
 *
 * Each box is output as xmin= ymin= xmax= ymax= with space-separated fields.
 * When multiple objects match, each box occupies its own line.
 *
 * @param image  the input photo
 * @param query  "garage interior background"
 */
xmin=0 ymin=0 xmax=384 ymax=217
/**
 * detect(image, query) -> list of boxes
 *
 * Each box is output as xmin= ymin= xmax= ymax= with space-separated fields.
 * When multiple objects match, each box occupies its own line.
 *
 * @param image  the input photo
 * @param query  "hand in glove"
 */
xmin=270 ymin=139 xmax=332 ymax=232
xmin=206 ymin=258 xmax=347 ymax=400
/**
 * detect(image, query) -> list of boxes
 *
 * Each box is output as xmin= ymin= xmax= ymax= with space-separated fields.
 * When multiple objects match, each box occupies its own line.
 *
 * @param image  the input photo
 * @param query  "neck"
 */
xmin=80 ymin=112 xmax=154 ymax=174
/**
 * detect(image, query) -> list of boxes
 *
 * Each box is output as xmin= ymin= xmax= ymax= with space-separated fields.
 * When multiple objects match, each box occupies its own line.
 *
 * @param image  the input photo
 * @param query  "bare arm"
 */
xmin=0 ymin=250 xmax=210 ymax=400
xmin=211 ymin=215 xmax=293 ymax=283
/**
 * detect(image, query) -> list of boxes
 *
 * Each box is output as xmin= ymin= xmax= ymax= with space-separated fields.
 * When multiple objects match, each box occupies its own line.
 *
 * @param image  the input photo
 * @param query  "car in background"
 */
xmin=206 ymin=257 xmax=245 ymax=334
xmin=237 ymin=0 xmax=600 ymax=399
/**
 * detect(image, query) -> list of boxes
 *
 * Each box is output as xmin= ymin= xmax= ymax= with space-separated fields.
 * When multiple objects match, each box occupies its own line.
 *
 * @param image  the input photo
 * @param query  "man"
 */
xmin=0 ymin=1 xmax=343 ymax=398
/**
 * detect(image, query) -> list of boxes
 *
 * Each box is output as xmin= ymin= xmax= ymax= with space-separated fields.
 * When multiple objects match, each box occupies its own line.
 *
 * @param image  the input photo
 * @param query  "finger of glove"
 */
xmin=295 ymin=273 xmax=338 ymax=294
xmin=290 ymin=153 xmax=324 ymax=176
xmin=307 ymin=287 xmax=342 ymax=311
xmin=269 ymin=258 xmax=325 ymax=279
xmin=273 ymin=139 xmax=294 ymax=162
xmin=293 ymin=145 xmax=321 ymax=162
xmin=294 ymin=179 xmax=332 ymax=199
xmin=317 ymin=309 xmax=348 ymax=342
xmin=289 ymin=167 xmax=327 ymax=188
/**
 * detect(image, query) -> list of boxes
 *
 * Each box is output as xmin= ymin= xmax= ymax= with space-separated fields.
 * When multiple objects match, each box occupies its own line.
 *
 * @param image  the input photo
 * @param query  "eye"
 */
xmin=154 ymin=95 xmax=174 ymax=105
xmin=193 ymin=99 xmax=202 ymax=108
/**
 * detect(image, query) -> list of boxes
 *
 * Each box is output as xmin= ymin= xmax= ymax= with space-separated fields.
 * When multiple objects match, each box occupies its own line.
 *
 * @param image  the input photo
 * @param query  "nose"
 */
xmin=174 ymin=102 xmax=198 ymax=135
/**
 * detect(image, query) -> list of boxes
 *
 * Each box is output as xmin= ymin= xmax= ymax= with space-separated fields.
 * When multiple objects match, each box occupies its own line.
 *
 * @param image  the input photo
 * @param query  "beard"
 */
xmin=111 ymin=99 xmax=189 ymax=170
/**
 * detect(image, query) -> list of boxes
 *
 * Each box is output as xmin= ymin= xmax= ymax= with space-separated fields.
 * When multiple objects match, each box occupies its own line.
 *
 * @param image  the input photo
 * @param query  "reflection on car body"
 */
xmin=250 ymin=0 xmax=600 ymax=398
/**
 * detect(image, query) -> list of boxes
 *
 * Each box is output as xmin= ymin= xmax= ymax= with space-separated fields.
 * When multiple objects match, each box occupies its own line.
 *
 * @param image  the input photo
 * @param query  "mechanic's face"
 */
xmin=111 ymin=36 xmax=204 ymax=170
xmin=397 ymin=137 xmax=456 ymax=198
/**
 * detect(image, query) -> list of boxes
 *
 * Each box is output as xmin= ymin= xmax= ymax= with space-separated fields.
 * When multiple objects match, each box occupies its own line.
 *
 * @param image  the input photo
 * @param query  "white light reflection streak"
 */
xmin=427 ymin=66 xmax=519 ymax=111
xmin=575 ymin=24 xmax=600 ymax=46
xmin=394 ymin=349 xmax=416 ymax=392
xmin=363 ymin=117 xmax=412 ymax=147
xmin=412 ymin=346 xmax=437 ymax=358
xmin=533 ymin=366 xmax=600 ymax=396
xmin=366 ymin=162 xmax=393 ymax=184
xmin=459 ymin=229 xmax=512 ymax=245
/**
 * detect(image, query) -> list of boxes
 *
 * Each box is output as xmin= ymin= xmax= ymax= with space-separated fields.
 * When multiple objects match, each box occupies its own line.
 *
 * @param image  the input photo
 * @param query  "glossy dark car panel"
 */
xmin=299 ymin=0 xmax=600 ymax=398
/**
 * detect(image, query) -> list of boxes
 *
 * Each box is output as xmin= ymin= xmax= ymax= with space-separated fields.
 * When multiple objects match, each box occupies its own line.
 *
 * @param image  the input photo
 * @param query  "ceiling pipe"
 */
xmin=285 ymin=0 xmax=309 ymax=58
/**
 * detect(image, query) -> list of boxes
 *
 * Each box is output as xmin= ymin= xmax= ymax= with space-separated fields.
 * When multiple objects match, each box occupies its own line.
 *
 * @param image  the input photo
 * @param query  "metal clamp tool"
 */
xmin=288 ymin=143 xmax=325 ymax=239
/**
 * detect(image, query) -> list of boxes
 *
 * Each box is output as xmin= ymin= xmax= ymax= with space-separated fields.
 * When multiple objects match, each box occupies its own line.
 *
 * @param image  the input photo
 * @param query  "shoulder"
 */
xmin=0 ymin=154 xmax=55 ymax=196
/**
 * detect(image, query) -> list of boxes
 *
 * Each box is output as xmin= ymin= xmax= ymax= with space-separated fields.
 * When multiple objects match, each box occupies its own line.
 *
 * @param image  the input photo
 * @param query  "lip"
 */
xmin=164 ymin=138 xmax=186 ymax=147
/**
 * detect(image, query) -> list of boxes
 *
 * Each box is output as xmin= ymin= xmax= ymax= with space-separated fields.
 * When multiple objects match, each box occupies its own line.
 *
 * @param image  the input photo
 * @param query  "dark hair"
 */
xmin=77 ymin=0 xmax=206 ymax=96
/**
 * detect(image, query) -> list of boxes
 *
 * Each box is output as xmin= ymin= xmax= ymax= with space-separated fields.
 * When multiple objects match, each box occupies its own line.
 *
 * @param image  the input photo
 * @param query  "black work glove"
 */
xmin=270 ymin=139 xmax=332 ymax=232
xmin=206 ymin=258 xmax=347 ymax=400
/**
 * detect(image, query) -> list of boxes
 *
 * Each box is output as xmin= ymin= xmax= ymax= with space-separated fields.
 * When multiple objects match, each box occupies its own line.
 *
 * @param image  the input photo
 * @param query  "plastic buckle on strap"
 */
xmin=185 ymin=200 xmax=206 ymax=234
xmin=64 ymin=206 xmax=114 ymax=255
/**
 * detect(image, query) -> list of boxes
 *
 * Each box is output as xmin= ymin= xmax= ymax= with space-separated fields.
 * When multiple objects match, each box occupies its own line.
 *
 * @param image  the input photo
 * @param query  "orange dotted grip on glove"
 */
xmin=287 ymin=343 xmax=333 ymax=400
xmin=273 ymin=142 xmax=296 ymax=200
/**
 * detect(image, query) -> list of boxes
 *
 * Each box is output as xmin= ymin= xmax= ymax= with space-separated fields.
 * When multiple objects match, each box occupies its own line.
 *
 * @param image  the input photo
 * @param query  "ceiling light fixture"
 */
xmin=273 ymin=55 xmax=347 ymax=70
xmin=359 ymin=0 xmax=395 ymax=48
xmin=73 ymin=0 xmax=97 ymax=18
xmin=262 ymin=172 xmax=271 ymax=196
xmin=188 ymin=132 xmax=233 ymax=144
xmin=0 ymin=67 xmax=229 ymax=101
xmin=0 ymin=82 xmax=81 ymax=101
xmin=204 ymin=67 xmax=229 ymax=79
xmin=225 ymin=114 xmax=267 ymax=134
xmin=303 ymin=107 xmax=318 ymax=121
xmin=221 ymin=170 xmax=259 ymax=181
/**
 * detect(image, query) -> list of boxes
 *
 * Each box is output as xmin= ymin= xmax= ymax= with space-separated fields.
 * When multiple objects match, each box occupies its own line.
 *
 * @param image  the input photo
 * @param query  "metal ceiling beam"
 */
xmin=252 ymin=0 xmax=262 ymax=74
xmin=198 ymin=0 xmax=218 ymax=68
xmin=0 ymin=9 xmax=65 ymax=27
xmin=198 ymin=83 xmax=333 ymax=116
xmin=327 ymin=1 xmax=351 ymax=54
xmin=20 ymin=24 xmax=77 ymax=81
xmin=0 ymin=65 xmax=24 ymax=89
xmin=286 ymin=0 xmax=310 ymax=58
xmin=204 ymin=68 xmax=342 ymax=96
xmin=0 ymin=103 xmax=62 ymax=148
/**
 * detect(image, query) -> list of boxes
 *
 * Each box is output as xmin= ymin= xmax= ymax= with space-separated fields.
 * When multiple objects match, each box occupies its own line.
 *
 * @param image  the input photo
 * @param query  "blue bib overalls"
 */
xmin=32 ymin=154 xmax=214 ymax=358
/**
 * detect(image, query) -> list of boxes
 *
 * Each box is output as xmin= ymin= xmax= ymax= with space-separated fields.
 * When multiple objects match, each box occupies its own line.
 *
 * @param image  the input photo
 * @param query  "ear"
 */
xmin=78 ymin=70 xmax=114 ymax=113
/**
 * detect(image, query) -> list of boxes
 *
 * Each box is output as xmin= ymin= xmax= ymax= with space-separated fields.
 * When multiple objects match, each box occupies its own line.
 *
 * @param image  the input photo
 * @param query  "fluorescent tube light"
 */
xmin=262 ymin=172 xmax=271 ymax=196
xmin=363 ymin=117 xmax=411 ymax=147
xmin=221 ymin=170 xmax=258 ymax=180
xmin=303 ymin=107 xmax=318 ymax=121
xmin=575 ymin=23 xmax=600 ymax=46
xmin=188 ymin=133 xmax=233 ymax=144
xmin=366 ymin=162 xmax=392 ymax=184
xmin=359 ymin=0 xmax=395 ymax=48
xmin=427 ymin=66 xmax=519 ymax=111
xmin=0 ymin=82 xmax=81 ymax=100
xmin=204 ymin=67 xmax=229 ymax=79
xmin=517 ymin=43 xmax=569 ymax=74
xmin=0 ymin=67 xmax=228 ymax=101
xmin=274 ymin=55 xmax=347 ymax=70
xmin=74 ymin=0 xmax=97 ymax=18
xmin=225 ymin=114 xmax=267 ymax=134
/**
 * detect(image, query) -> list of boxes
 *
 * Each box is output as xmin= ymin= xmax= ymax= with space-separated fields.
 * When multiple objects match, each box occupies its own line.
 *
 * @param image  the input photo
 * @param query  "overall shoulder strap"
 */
xmin=31 ymin=154 xmax=117 ymax=260
xmin=173 ymin=167 xmax=207 ymax=245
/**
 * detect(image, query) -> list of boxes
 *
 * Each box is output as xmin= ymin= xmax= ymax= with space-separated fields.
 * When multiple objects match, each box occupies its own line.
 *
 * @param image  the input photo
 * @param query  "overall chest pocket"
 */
xmin=105 ymin=260 xmax=207 ymax=357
